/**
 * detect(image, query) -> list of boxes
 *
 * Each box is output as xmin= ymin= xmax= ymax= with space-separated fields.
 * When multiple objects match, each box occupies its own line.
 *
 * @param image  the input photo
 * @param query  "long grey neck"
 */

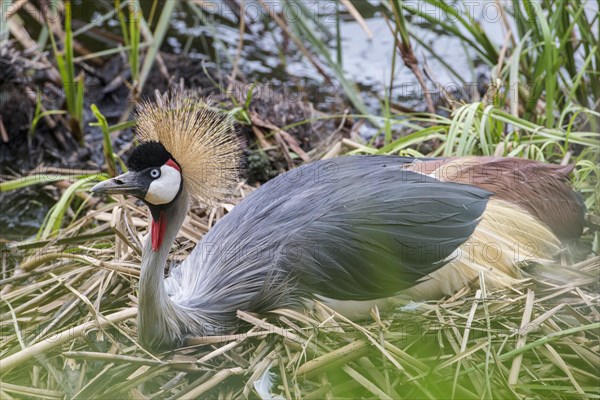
xmin=138 ymin=187 xmax=189 ymax=349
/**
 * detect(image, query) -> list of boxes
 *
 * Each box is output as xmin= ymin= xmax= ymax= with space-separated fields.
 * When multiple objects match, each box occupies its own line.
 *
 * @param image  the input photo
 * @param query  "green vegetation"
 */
xmin=0 ymin=1 xmax=598 ymax=399
xmin=48 ymin=0 xmax=85 ymax=141
xmin=115 ymin=0 xmax=141 ymax=82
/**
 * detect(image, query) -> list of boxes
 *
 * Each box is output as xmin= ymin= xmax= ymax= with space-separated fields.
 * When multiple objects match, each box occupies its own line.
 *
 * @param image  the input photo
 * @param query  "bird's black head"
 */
xmin=127 ymin=141 xmax=173 ymax=172
xmin=92 ymin=141 xmax=183 ymax=220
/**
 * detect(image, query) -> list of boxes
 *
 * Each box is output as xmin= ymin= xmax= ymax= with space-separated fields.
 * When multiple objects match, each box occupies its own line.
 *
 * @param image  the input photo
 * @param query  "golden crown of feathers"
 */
xmin=135 ymin=88 xmax=241 ymax=206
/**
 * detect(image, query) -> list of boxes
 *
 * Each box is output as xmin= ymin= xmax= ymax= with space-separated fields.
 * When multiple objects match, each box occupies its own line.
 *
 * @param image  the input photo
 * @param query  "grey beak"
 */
xmin=91 ymin=171 xmax=148 ymax=198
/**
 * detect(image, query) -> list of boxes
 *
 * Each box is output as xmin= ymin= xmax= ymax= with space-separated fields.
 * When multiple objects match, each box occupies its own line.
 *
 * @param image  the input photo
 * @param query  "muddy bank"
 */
xmin=0 ymin=41 xmax=351 ymax=238
xmin=1 ymin=43 xmax=347 ymax=167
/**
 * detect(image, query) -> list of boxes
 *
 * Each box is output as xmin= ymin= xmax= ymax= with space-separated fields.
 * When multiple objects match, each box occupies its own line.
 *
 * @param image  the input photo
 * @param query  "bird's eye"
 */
xmin=150 ymin=168 xmax=161 ymax=179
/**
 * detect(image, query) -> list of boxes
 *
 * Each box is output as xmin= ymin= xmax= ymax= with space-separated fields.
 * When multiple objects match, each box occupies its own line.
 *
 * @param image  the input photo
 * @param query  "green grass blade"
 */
xmin=90 ymin=104 xmax=117 ymax=177
xmin=138 ymin=1 xmax=176 ymax=90
xmin=40 ymin=176 xmax=98 ymax=239
xmin=129 ymin=0 xmax=141 ymax=82
xmin=536 ymin=10 xmax=556 ymax=127
xmin=0 ymin=175 xmax=82 ymax=192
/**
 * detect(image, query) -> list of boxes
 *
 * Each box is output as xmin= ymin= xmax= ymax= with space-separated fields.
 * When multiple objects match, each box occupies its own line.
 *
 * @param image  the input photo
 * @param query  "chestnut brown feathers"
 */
xmin=403 ymin=156 xmax=585 ymax=241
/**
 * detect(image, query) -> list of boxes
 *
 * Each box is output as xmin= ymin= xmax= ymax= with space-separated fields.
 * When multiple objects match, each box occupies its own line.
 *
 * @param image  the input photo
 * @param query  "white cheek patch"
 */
xmin=145 ymin=164 xmax=182 ymax=205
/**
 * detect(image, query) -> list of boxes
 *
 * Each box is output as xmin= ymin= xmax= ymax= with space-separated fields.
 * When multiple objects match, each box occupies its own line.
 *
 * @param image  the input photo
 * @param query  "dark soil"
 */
xmin=0 ymin=41 xmax=350 ymax=239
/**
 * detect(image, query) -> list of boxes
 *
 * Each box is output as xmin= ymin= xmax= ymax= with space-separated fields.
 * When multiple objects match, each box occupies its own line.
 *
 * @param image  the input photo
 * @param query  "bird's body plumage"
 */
xmin=159 ymin=155 xmax=575 ymax=345
xmin=170 ymin=156 xmax=489 ymax=303
xmin=91 ymin=91 xmax=586 ymax=350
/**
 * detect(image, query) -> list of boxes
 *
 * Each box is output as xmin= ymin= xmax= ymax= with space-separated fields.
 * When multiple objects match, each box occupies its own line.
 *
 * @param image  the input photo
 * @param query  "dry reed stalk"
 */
xmin=0 ymin=307 xmax=137 ymax=375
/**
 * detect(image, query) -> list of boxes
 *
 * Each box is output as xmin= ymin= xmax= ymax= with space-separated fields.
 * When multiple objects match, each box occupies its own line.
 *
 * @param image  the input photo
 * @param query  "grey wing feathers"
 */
xmin=173 ymin=156 xmax=491 ymax=306
xmin=269 ymin=158 xmax=490 ymax=299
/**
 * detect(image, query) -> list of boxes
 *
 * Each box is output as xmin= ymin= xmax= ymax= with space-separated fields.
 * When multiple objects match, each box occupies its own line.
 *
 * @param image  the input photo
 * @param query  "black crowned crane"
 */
xmin=92 ymin=90 xmax=585 ymax=350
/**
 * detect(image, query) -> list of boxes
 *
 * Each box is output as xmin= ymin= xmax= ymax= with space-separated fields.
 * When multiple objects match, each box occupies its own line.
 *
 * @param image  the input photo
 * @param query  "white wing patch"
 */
xmin=145 ymin=164 xmax=182 ymax=205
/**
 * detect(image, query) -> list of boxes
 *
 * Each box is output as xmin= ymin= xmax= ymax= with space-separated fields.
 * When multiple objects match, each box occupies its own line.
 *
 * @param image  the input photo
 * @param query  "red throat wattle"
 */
xmin=151 ymin=210 xmax=167 ymax=251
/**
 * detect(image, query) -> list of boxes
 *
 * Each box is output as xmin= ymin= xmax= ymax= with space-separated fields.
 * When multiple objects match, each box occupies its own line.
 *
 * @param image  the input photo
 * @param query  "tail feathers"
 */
xmin=523 ymin=256 xmax=600 ymax=290
xmin=405 ymin=199 xmax=562 ymax=299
